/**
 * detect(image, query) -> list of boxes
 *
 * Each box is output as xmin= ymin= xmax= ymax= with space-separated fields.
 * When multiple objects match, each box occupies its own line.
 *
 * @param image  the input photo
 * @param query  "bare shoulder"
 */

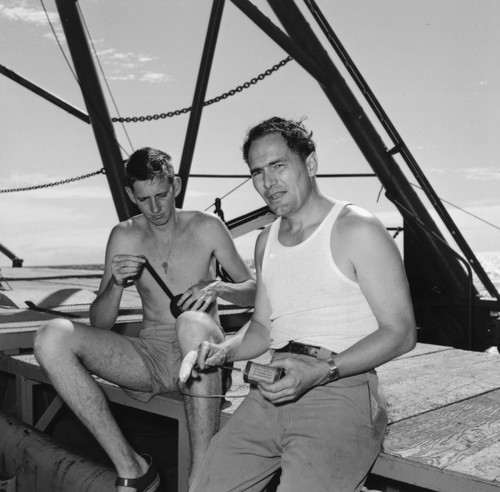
xmin=335 ymin=204 xmax=398 ymax=261
xmin=179 ymin=210 xmax=227 ymax=236
xmin=107 ymin=215 xmax=147 ymax=251
xmin=111 ymin=214 xmax=146 ymax=239
xmin=336 ymin=204 xmax=387 ymax=241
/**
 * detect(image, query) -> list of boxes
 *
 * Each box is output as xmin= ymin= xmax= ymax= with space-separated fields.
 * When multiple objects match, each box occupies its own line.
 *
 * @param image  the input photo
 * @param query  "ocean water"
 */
xmin=39 ymin=252 xmax=500 ymax=297
xmin=476 ymin=251 xmax=500 ymax=298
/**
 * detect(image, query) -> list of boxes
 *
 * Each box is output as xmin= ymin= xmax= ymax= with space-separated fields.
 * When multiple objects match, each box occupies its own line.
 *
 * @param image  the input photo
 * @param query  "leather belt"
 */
xmin=273 ymin=341 xmax=335 ymax=360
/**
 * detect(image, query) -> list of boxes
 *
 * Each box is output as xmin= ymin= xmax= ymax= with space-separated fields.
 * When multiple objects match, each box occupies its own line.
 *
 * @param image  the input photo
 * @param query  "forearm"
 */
xmin=217 ymin=278 xmax=256 ymax=307
xmin=89 ymin=278 xmax=123 ymax=329
xmin=334 ymin=324 xmax=417 ymax=380
xmin=223 ymin=319 xmax=270 ymax=362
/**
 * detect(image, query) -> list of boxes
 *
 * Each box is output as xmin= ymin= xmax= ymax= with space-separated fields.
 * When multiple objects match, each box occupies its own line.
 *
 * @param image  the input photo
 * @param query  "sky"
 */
xmin=1 ymin=0 xmax=499 ymax=268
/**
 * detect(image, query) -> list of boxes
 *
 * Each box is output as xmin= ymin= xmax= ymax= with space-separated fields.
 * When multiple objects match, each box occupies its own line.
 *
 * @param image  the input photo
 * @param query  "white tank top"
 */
xmin=262 ymin=200 xmax=378 ymax=353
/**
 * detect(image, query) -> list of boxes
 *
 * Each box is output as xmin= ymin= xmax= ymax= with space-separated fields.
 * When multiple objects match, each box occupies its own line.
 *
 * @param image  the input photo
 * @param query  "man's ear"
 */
xmin=125 ymin=186 xmax=137 ymax=204
xmin=173 ymin=176 xmax=182 ymax=198
xmin=305 ymin=151 xmax=318 ymax=177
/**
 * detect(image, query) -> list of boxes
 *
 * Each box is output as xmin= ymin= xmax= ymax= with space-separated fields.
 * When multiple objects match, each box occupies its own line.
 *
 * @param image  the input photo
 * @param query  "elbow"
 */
xmin=89 ymin=305 xmax=112 ymax=330
xmin=241 ymin=279 xmax=258 ymax=307
xmin=400 ymin=323 xmax=418 ymax=355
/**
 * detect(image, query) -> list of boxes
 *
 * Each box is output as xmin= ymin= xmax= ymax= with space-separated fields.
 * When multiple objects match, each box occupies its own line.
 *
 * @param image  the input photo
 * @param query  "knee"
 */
xmin=175 ymin=312 xmax=223 ymax=346
xmin=34 ymin=318 xmax=75 ymax=363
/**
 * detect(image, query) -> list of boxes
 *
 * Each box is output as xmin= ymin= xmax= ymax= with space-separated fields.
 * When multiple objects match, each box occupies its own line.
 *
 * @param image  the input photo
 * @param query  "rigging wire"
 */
xmin=30 ymin=2 xmax=500 ymax=238
xmin=410 ymin=182 xmax=500 ymax=233
xmin=39 ymin=0 xmax=130 ymax=156
xmin=204 ymin=177 xmax=252 ymax=212
xmin=76 ymin=1 xmax=134 ymax=154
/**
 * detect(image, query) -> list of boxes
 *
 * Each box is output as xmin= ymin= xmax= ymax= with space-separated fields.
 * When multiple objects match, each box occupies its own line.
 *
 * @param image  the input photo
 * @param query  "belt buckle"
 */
xmin=290 ymin=341 xmax=320 ymax=357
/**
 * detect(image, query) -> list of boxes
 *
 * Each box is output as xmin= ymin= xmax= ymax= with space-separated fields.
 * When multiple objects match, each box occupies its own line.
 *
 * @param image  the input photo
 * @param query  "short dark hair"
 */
xmin=242 ymin=116 xmax=316 ymax=163
xmin=124 ymin=147 xmax=175 ymax=189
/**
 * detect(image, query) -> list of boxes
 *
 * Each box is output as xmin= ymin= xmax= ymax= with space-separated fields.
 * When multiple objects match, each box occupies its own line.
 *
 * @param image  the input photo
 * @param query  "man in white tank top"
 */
xmin=185 ymin=117 xmax=417 ymax=492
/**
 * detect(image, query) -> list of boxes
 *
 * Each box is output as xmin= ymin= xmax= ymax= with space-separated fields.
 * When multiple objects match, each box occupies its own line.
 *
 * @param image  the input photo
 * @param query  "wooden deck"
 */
xmin=2 ymin=267 xmax=500 ymax=491
xmin=1 ymin=344 xmax=500 ymax=491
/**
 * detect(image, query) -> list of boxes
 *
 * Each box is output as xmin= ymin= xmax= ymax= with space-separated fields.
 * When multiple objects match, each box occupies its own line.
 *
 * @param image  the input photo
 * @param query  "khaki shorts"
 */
xmin=122 ymin=321 xmax=181 ymax=402
xmin=123 ymin=319 xmax=225 ymax=403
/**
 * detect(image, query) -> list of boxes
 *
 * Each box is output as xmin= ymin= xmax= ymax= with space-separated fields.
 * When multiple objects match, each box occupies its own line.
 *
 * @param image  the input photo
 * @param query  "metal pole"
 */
xmin=54 ymin=0 xmax=137 ymax=220
xmin=0 ymin=64 xmax=90 ymax=124
xmin=232 ymin=0 xmax=471 ymax=298
xmin=302 ymin=0 xmax=499 ymax=303
xmin=176 ymin=0 xmax=226 ymax=208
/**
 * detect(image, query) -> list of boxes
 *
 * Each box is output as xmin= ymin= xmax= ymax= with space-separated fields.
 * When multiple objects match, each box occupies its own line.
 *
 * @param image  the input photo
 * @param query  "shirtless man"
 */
xmin=34 ymin=147 xmax=255 ymax=492
xmin=183 ymin=117 xmax=417 ymax=492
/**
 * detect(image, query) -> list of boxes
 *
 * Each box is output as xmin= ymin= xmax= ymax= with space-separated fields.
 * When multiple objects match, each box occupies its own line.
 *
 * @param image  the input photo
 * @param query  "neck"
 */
xmin=282 ymin=192 xmax=332 ymax=232
xmin=145 ymin=212 xmax=178 ymax=239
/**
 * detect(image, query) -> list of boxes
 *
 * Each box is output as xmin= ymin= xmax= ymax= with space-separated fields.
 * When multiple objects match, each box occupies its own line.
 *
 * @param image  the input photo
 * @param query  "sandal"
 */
xmin=115 ymin=454 xmax=160 ymax=492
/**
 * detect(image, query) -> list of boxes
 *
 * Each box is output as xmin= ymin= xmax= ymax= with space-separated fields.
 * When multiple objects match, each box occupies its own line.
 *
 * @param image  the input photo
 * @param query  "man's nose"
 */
xmin=150 ymin=198 xmax=161 ymax=213
xmin=263 ymin=169 xmax=277 ymax=189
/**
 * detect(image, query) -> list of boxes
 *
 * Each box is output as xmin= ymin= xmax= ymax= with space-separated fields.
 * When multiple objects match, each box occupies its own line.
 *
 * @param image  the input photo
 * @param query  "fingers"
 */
xmin=258 ymin=376 xmax=299 ymax=404
xmin=177 ymin=287 xmax=215 ymax=313
xmin=196 ymin=341 xmax=227 ymax=370
xmin=111 ymin=255 xmax=146 ymax=285
xmin=257 ymin=357 xmax=311 ymax=403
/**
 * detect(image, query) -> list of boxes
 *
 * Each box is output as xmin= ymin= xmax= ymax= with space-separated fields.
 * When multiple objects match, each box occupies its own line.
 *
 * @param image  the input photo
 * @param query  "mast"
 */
xmin=229 ymin=0 xmax=499 ymax=349
xmin=176 ymin=0 xmax=226 ymax=208
xmin=54 ymin=0 xmax=137 ymax=220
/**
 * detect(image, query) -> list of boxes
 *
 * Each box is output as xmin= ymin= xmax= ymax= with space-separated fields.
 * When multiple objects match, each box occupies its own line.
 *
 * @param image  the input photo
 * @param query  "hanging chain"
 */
xmin=2 ymin=57 xmax=293 ymax=194
xmin=113 ymin=56 xmax=293 ymax=123
xmin=0 ymin=169 xmax=106 ymax=194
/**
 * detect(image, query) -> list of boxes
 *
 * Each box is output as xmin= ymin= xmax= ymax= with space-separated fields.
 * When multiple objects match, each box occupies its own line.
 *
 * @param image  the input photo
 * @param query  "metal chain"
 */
xmin=0 ymin=169 xmax=106 ymax=194
xmin=2 ymin=57 xmax=293 ymax=194
xmin=113 ymin=56 xmax=293 ymax=123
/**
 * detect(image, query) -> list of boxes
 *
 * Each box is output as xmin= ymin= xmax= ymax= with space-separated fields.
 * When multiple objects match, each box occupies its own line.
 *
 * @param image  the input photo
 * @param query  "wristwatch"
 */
xmin=325 ymin=355 xmax=340 ymax=382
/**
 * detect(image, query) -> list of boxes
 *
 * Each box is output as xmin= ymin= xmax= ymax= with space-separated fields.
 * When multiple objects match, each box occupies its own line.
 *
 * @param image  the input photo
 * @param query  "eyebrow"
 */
xmin=250 ymin=158 xmax=283 ymax=172
xmin=136 ymin=189 xmax=172 ymax=199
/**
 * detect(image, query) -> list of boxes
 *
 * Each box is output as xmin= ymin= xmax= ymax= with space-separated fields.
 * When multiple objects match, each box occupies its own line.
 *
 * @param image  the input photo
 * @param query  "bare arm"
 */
xmin=260 ymin=209 xmax=416 ymax=403
xmin=331 ymin=210 xmax=417 ymax=374
xmin=177 ymin=215 xmax=256 ymax=311
xmin=89 ymin=224 xmax=145 ymax=329
xmin=180 ymin=228 xmax=271 ymax=381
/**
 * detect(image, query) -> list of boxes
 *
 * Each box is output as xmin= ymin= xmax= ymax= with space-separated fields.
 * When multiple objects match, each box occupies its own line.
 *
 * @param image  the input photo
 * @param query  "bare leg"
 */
xmin=175 ymin=312 xmax=224 ymax=486
xmin=34 ymin=318 xmax=154 ymax=491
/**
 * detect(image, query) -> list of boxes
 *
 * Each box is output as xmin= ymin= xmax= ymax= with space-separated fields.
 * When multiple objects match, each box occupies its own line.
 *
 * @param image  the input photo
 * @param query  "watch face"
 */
xmin=327 ymin=358 xmax=339 ymax=382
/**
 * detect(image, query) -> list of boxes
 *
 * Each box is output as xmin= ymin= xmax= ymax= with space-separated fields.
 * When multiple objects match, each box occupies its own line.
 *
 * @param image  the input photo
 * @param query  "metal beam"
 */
xmin=0 ymin=64 xmax=90 ymax=124
xmin=54 ymin=0 xmax=137 ymax=221
xmin=233 ymin=0 xmax=471 ymax=299
xmin=176 ymin=0 xmax=226 ymax=208
xmin=302 ymin=0 xmax=499 ymax=302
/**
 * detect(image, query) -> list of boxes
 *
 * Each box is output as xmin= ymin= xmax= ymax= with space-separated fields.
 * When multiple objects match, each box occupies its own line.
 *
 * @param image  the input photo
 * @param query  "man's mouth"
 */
xmin=267 ymin=191 xmax=285 ymax=201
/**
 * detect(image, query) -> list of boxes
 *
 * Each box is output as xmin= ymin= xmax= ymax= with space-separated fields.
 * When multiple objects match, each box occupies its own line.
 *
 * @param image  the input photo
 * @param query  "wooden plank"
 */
xmin=3 ymin=349 xmax=500 ymax=492
xmin=383 ymin=390 xmax=500 ymax=482
xmin=373 ymin=453 xmax=500 ymax=492
xmin=393 ymin=343 xmax=451 ymax=359
xmin=0 ymin=351 xmax=236 ymax=492
xmin=378 ymin=349 xmax=500 ymax=423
